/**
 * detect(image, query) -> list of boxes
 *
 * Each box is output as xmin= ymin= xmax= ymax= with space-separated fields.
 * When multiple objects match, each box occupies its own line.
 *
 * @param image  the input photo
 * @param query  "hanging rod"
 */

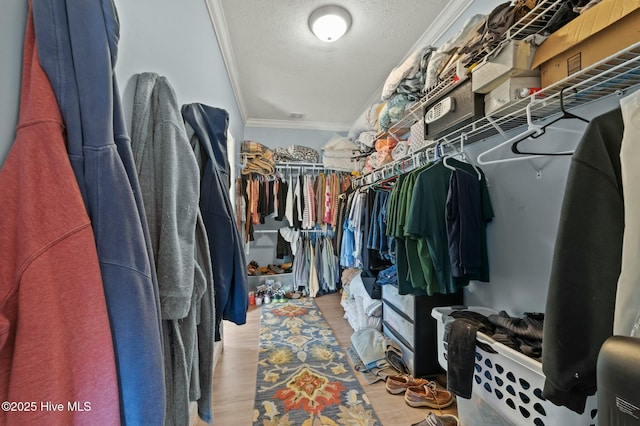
xmin=275 ymin=162 xmax=325 ymax=169
xmin=253 ymin=228 xmax=328 ymax=234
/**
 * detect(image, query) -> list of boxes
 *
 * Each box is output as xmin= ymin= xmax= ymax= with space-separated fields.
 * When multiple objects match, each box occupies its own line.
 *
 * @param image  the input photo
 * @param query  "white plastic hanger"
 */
xmin=476 ymin=98 xmax=579 ymax=165
xmin=443 ymin=134 xmax=483 ymax=180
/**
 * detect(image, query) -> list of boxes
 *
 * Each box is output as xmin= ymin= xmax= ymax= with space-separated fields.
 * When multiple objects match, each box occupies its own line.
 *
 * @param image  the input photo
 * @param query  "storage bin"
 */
xmin=432 ymin=306 xmax=599 ymax=426
xmin=484 ymin=76 xmax=541 ymax=116
xmin=457 ymin=389 xmax=513 ymax=426
xmin=472 ymin=39 xmax=540 ymax=94
xmin=431 ymin=305 xmax=498 ymax=371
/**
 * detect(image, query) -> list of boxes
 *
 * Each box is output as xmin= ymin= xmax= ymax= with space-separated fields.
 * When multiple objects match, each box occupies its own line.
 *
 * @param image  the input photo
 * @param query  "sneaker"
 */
xmin=411 ymin=413 xmax=459 ymax=426
xmin=385 ymin=375 xmax=431 ymax=395
xmin=404 ymin=382 xmax=454 ymax=409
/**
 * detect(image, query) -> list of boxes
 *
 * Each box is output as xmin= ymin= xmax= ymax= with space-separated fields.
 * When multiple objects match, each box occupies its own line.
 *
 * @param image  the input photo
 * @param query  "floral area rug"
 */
xmin=253 ymin=298 xmax=380 ymax=426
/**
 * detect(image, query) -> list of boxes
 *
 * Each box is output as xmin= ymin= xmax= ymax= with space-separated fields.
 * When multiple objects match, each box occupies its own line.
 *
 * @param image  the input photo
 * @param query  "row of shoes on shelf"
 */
xmin=385 ymin=374 xmax=459 ymax=426
xmin=247 ymin=260 xmax=292 ymax=276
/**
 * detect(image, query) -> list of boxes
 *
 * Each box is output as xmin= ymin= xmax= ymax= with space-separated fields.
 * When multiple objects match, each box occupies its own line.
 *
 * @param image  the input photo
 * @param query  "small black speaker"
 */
xmin=597 ymin=335 xmax=640 ymax=425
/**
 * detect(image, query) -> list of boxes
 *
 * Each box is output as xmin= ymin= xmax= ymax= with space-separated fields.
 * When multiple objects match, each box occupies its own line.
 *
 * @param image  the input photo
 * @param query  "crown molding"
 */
xmin=204 ymin=0 xmax=248 ymax=124
xmin=245 ymin=118 xmax=351 ymax=132
xmin=355 ymin=0 xmax=475 ymax=123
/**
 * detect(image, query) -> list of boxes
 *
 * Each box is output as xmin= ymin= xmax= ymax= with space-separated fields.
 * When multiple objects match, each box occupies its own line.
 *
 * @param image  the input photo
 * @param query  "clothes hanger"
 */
xmin=511 ymin=87 xmax=589 ymax=156
xmin=443 ymin=134 xmax=483 ymax=180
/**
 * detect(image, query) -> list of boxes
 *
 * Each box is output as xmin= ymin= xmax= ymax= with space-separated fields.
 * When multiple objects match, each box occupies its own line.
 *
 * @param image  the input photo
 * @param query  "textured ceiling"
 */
xmin=210 ymin=0 xmax=465 ymax=131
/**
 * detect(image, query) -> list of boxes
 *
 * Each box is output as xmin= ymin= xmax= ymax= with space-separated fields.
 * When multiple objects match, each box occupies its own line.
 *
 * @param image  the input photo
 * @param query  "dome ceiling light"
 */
xmin=308 ymin=5 xmax=352 ymax=43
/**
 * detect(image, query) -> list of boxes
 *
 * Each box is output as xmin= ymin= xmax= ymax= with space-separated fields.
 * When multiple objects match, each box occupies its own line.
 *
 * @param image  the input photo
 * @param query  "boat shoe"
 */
xmin=404 ymin=382 xmax=454 ymax=409
xmin=385 ymin=375 xmax=432 ymax=395
xmin=411 ymin=412 xmax=459 ymax=426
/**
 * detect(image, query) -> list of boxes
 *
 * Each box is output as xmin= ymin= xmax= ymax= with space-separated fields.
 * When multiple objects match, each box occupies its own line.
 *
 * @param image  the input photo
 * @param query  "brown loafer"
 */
xmin=385 ymin=375 xmax=431 ymax=395
xmin=404 ymin=383 xmax=454 ymax=409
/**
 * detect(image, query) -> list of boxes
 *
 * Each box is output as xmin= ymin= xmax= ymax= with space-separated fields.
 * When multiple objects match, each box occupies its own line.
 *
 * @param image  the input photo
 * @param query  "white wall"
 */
xmin=462 ymin=93 xmax=626 ymax=314
xmin=113 ymin=0 xmax=244 ymax=145
xmin=243 ymin=127 xmax=345 ymax=152
xmin=0 ymin=0 xmax=243 ymax=167
xmin=0 ymin=0 xmax=28 ymax=168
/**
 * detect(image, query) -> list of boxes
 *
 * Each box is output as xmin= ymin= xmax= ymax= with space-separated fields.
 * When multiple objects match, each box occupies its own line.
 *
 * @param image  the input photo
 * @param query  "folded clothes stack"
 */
xmin=241 ymin=140 xmax=275 ymax=175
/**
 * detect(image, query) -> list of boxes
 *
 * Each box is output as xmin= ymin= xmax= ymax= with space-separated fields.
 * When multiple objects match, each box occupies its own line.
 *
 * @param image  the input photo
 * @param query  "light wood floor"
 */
xmin=207 ymin=292 xmax=458 ymax=425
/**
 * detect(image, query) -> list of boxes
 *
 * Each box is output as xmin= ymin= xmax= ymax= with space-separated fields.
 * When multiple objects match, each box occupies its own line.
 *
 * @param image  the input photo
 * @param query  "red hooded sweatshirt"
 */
xmin=0 ymin=5 xmax=120 ymax=425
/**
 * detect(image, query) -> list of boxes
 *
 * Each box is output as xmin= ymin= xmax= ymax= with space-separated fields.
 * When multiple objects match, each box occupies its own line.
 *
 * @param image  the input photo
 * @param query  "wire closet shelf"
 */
xmin=384 ymin=0 xmax=566 ymax=138
xmin=355 ymin=41 xmax=640 ymax=188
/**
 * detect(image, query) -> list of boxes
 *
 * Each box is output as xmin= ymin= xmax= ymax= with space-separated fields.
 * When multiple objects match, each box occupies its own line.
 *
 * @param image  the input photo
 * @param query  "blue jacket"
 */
xmin=33 ymin=0 xmax=166 ymax=424
xmin=182 ymin=104 xmax=248 ymax=340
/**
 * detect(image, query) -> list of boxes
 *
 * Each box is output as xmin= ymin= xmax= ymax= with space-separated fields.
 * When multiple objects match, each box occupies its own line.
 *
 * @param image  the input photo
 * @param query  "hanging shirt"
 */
xmin=405 ymin=162 xmax=470 ymax=294
xmin=0 ymin=11 xmax=120 ymax=424
xmin=276 ymin=178 xmax=288 ymax=221
xmin=445 ymin=165 xmax=493 ymax=282
xmin=302 ymin=175 xmax=311 ymax=229
xmin=315 ymin=173 xmax=326 ymax=226
xmin=614 ymin=90 xmax=640 ymax=337
xmin=308 ymin=239 xmax=319 ymax=297
xmin=33 ymin=1 xmax=165 ymax=422
xmin=307 ymin=174 xmax=316 ymax=227
xmin=324 ymin=174 xmax=332 ymax=224
xmin=543 ymin=107 xmax=624 ymax=414
xmin=286 ymin=175 xmax=294 ymax=226
xmin=294 ymin=175 xmax=304 ymax=228
xmin=400 ymin=167 xmax=435 ymax=295
xmin=340 ymin=192 xmax=356 ymax=267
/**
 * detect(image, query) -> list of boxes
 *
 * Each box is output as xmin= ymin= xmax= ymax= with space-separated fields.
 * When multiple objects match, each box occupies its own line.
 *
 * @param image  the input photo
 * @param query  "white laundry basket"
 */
xmin=431 ymin=306 xmax=598 ymax=426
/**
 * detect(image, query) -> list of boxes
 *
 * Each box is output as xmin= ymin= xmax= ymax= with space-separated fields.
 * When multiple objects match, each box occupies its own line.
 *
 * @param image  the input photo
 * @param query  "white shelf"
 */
xmin=356 ymin=40 xmax=640 ymax=187
xmin=380 ymin=0 xmax=566 ymax=138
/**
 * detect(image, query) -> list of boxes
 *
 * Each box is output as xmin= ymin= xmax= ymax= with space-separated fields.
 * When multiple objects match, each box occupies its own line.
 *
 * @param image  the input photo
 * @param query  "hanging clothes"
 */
xmin=0 ymin=8 xmax=120 ymax=423
xmin=445 ymin=166 xmax=493 ymax=282
xmin=182 ymin=103 xmax=249 ymax=342
xmin=131 ymin=72 xmax=215 ymax=425
xmin=340 ymin=192 xmax=357 ymax=267
xmin=293 ymin=175 xmax=304 ymax=229
xmin=293 ymin=238 xmax=309 ymax=292
xmin=285 ymin=175 xmax=294 ymax=226
xmin=33 ymin=0 xmax=165 ymax=423
xmin=405 ymin=161 xmax=471 ymax=294
xmin=315 ymin=173 xmax=326 ymax=226
xmin=275 ymin=177 xmax=288 ymax=221
xmin=309 ymin=237 xmax=319 ymax=297
xmin=542 ymin=107 xmax=624 ymax=414
xmin=614 ymin=90 xmax=640 ymax=337
xmin=395 ymin=169 xmax=434 ymax=296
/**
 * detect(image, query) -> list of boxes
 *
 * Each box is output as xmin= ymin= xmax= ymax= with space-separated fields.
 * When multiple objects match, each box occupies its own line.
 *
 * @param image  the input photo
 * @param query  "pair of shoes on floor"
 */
xmin=385 ymin=375 xmax=454 ymax=409
xmin=405 ymin=382 xmax=455 ymax=409
xmin=411 ymin=412 xmax=460 ymax=426
xmin=385 ymin=374 xmax=431 ymax=395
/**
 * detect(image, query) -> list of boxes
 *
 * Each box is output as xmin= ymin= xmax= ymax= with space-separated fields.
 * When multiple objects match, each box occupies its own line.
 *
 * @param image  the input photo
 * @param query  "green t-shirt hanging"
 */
xmin=406 ymin=162 xmax=470 ymax=294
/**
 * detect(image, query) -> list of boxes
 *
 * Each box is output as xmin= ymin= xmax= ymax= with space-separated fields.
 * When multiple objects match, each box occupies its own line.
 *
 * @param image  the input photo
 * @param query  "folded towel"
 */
xmin=356 ymin=130 xmax=378 ymax=149
xmin=392 ymin=141 xmax=408 ymax=160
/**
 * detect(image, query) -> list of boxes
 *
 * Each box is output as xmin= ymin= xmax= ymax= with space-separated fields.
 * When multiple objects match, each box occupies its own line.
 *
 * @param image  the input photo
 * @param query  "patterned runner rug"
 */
xmin=253 ymin=298 xmax=380 ymax=425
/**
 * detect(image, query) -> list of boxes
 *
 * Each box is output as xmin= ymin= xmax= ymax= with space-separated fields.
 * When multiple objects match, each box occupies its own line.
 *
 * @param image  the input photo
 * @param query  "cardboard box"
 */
xmin=531 ymin=0 xmax=640 ymax=88
xmin=472 ymin=40 xmax=540 ymax=94
xmin=484 ymin=76 xmax=541 ymax=116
